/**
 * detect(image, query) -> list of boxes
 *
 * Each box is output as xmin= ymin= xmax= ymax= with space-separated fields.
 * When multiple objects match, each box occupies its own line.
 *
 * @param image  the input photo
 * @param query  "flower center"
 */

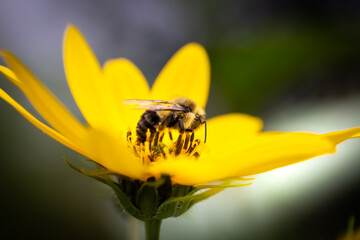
xmin=126 ymin=129 xmax=204 ymax=163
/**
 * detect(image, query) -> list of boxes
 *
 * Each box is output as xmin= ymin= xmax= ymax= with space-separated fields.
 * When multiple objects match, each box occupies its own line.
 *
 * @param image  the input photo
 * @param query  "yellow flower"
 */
xmin=1 ymin=25 xmax=359 ymax=188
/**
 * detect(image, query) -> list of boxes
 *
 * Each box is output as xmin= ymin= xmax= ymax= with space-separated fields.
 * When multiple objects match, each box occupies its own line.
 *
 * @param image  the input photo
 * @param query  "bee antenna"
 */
xmin=203 ymin=120 xmax=207 ymax=143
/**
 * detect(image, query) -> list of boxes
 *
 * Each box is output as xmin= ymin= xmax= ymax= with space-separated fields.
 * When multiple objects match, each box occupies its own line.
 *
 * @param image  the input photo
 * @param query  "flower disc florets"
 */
xmin=127 ymin=128 xmax=205 ymax=164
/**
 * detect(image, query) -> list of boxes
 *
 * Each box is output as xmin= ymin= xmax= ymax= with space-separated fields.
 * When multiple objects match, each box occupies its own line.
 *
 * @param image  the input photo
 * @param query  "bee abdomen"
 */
xmin=136 ymin=110 xmax=161 ymax=143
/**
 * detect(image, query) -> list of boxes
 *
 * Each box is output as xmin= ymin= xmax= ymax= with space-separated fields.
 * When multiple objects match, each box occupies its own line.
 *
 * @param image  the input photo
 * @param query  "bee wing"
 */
xmin=123 ymin=99 xmax=172 ymax=106
xmin=135 ymin=104 xmax=187 ymax=112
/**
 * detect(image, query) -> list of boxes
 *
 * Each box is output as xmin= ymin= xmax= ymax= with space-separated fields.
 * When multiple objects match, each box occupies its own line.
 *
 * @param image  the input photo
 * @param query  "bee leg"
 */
xmin=179 ymin=119 xmax=185 ymax=134
xmin=204 ymin=120 xmax=207 ymax=143
xmin=183 ymin=132 xmax=191 ymax=150
xmin=175 ymin=133 xmax=184 ymax=155
xmin=157 ymin=112 xmax=174 ymax=132
xmin=186 ymin=132 xmax=195 ymax=154
xmin=159 ymin=132 xmax=165 ymax=143
xmin=190 ymin=131 xmax=195 ymax=144
xmin=153 ymin=131 xmax=160 ymax=147
xmin=156 ymin=113 xmax=175 ymax=142
xmin=148 ymin=129 xmax=157 ymax=151
xmin=183 ymin=129 xmax=193 ymax=150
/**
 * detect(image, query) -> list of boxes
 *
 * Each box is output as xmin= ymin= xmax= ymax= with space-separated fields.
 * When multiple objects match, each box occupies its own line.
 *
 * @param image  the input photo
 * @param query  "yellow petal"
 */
xmin=206 ymin=113 xmax=263 ymax=149
xmin=218 ymin=132 xmax=336 ymax=177
xmin=63 ymin=24 xmax=107 ymax=128
xmin=0 ymin=65 xmax=21 ymax=87
xmin=0 ymin=88 xmax=90 ymax=157
xmin=353 ymin=133 xmax=360 ymax=138
xmin=103 ymin=58 xmax=150 ymax=129
xmin=150 ymin=43 xmax=210 ymax=108
xmin=323 ymin=127 xmax=360 ymax=144
xmin=149 ymin=132 xmax=336 ymax=185
xmin=1 ymin=52 xmax=87 ymax=145
xmin=85 ymin=129 xmax=146 ymax=180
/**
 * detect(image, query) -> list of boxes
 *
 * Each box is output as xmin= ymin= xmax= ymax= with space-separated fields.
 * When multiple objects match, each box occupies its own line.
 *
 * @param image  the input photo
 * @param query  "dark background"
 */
xmin=0 ymin=0 xmax=360 ymax=239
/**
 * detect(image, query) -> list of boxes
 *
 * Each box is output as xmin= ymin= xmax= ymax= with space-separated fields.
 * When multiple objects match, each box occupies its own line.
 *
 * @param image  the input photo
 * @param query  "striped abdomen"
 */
xmin=136 ymin=110 xmax=161 ymax=143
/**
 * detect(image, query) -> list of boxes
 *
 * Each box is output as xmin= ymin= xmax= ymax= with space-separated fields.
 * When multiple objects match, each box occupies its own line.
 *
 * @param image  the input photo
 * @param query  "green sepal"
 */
xmin=154 ymin=185 xmax=197 ymax=219
xmin=64 ymin=158 xmax=245 ymax=222
xmin=137 ymin=182 xmax=158 ymax=218
xmin=156 ymin=183 xmax=237 ymax=218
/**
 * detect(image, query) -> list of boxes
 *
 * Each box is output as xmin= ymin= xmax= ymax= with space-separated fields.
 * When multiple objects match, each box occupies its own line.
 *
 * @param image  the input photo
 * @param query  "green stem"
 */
xmin=145 ymin=219 xmax=162 ymax=240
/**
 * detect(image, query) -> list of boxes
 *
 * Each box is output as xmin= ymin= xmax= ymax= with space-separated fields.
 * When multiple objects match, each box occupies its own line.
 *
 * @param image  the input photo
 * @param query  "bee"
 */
xmin=123 ymin=97 xmax=207 ymax=144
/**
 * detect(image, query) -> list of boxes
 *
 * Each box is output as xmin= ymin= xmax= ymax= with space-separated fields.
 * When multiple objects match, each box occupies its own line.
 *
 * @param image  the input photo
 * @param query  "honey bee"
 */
xmin=123 ymin=97 xmax=206 ymax=144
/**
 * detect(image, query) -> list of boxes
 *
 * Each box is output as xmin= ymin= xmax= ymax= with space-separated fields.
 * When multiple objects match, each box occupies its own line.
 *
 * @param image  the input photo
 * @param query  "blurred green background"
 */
xmin=0 ymin=0 xmax=360 ymax=239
